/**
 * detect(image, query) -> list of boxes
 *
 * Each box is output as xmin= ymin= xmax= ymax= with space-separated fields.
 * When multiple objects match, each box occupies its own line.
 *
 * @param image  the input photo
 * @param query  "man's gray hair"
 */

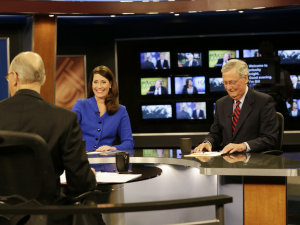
xmin=10 ymin=52 xmax=45 ymax=85
xmin=221 ymin=59 xmax=249 ymax=78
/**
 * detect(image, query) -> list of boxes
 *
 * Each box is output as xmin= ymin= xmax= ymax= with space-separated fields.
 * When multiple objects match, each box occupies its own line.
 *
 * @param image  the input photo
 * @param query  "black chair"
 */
xmin=262 ymin=112 xmax=284 ymax=155
xmin=0 ymin=130 xmax=57 ymax=224
xmin=0 ymin=130 xmax=104 ymax=225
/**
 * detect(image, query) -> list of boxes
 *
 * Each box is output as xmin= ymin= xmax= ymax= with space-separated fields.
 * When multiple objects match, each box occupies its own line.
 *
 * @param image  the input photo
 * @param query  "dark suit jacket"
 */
xmin=204 ymin=88 xmax=278 ymax=152
xmin=0 ymin=89 xmax=96 ymax=201
xmin=293 ymin=82 xmax=300 ymax=89
xmin=214 ymin=58 xmax=226 ymax=67
xmin=288 ymin=108 xmax=300 ymax=117
xmin=192 ymin=109 xmax=205 ymax=119
xmin=141 ymin=60 xmax=155 ymax=69
xmin=182 ymin=86 xmax=198 ymax=95
xmin=184 ymin=60 xmax=198 ymax=67
xmin=147 ymin=85 xmax=168 ymax=95
xmin=177 ymin=110 xmax=191 ymax=119
xmin=156 ymin=59 xmax=169 ymax=69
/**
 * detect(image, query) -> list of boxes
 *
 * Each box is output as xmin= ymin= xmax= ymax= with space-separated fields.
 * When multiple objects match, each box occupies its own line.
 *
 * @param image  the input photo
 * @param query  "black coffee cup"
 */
xmin=115 ymin=152 xmax=130 ymax=173
xmin=180 ymin=138 xmax=192 ymax=155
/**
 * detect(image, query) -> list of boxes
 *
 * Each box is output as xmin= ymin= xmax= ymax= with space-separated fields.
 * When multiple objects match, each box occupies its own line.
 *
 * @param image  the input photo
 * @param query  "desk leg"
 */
xmin=244 ymin=176 xmax=286 ymax=225
xmin=97 ymin=184 xmax=125 ymax=225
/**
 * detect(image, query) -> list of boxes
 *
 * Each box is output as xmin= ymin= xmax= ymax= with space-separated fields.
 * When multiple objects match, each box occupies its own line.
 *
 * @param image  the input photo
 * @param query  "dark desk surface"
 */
xmin=88 ymin=149 xmax=300 ymax=176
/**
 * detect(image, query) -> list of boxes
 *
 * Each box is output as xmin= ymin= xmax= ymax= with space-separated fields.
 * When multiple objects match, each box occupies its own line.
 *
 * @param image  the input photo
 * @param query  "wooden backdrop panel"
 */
xmin=56 ymin=56 xmax=86 ymax=110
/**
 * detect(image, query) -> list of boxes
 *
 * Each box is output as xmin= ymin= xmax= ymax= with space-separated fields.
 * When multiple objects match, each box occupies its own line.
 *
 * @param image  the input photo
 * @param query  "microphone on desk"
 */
xmin=227 ymin=112 xmax=234 ymax=117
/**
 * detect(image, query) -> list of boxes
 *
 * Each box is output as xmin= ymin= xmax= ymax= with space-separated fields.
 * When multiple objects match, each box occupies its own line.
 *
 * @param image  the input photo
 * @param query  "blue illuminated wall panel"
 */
xmin=0 ymin=38 xmax=9 ymax=101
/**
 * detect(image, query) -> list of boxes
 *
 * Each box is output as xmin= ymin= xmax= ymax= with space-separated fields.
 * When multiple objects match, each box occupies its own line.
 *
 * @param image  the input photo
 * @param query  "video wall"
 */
xmin=117 ymin=34 xmax=300 ymax=133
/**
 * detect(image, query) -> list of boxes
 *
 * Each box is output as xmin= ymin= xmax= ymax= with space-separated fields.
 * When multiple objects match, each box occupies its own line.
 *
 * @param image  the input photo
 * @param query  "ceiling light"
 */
xmin=49 ymin=15 xmax=54 ymax=17
xmin=239 ymin=11 xmax=244 ymax=13
xmin=216 ymin=9 xmax=227 ymax=12
xmin=253 ymin=7 xmax=265 ymax=9
xmin=111 ymin=15 xmax=116 ymax=17
xmin=148 ymin=12 xmax=159 ymax=14
xmin=122 ymin=13 xmax=135 ymax=14
xmin=175 ymin=14 xmax=180 ymax=16
xmin=188 ymin=11 xmax=197 ymax=13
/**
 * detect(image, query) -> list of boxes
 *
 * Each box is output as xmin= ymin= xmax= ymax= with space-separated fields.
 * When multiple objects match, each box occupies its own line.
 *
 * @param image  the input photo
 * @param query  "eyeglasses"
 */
xmin=5 ymin=72 xmax=13 ymax=81
xmin=221 ymin=77 xmax=243 ymax=86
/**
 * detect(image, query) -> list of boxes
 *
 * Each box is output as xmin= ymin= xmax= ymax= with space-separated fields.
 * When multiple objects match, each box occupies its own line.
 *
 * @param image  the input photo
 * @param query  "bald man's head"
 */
xmin=9 ymin=52 xmax=45 ymax=85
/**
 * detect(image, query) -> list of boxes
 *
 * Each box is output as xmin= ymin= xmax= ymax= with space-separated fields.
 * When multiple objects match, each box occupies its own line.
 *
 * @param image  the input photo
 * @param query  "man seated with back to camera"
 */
xmin=194 ymin=59 xmax=278 ymax=157
xmin=0 ymin=52 xmax=105 ymax=225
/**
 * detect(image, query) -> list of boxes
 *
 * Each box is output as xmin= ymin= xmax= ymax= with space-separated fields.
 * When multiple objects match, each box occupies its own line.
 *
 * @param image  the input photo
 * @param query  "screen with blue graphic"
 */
xmin=174 ymin=76 xmax=205 ymax=95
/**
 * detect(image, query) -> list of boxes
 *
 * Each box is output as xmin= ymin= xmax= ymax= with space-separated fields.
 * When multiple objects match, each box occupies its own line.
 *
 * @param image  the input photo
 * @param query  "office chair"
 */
xmin=261 ymin=112 xmax=284 ymax=156
xmin=0 ymin=130 xmax=104 ymax=225
xmin=0 ymin=130 xmax=57 ymax=225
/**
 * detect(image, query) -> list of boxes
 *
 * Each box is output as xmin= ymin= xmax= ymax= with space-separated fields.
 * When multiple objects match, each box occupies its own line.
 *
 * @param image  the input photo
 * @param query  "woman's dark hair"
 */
xmin=87 ymin=66 xmax=120 ymax=115
xmin=186 ymin=79 xmax=192 ymax=86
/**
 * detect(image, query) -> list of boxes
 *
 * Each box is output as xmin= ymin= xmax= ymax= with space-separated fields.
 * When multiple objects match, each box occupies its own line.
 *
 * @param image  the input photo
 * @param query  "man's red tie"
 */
xmin=232 ymin=101 xmax=241 ymax=136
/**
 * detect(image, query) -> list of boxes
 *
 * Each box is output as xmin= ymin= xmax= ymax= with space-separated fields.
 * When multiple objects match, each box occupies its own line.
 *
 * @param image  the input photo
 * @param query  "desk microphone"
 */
xmin=227 ymin=112 xmax=234 ymax=117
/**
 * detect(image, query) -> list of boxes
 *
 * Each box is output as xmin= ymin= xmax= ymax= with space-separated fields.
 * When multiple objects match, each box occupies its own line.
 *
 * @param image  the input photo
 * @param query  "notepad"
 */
xmin=184 ymin=152 xmax=222 ymax=157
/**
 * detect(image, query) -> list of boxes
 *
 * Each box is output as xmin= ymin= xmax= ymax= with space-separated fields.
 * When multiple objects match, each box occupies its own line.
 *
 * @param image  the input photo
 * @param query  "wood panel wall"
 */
xmin=32 ymin=15 xmax=57 ymax=103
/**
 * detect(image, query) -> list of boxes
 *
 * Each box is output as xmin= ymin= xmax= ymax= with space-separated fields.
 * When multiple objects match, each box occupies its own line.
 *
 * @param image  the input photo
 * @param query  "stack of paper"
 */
xmin=60 ymin=171 xmax=142 ymax=184
xmin=184 ymin=152 xmax=222 ymax=157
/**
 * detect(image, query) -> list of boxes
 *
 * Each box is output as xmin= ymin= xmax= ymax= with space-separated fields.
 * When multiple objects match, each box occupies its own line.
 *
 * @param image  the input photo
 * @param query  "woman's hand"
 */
xmin=95 ymin=145 xmax=117 ymax=152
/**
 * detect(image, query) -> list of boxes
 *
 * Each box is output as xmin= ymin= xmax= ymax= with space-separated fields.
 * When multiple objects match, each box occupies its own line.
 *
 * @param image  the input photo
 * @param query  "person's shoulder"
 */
xmin=43 ymin=101 xmax=78 ymax=118
xmin=216 ymin=94 xmax=230 ymax=104
xmin=251 ymin=89 xmax=273 ymax=100
xmin=118 ymin=104 xmax=127 ymax=112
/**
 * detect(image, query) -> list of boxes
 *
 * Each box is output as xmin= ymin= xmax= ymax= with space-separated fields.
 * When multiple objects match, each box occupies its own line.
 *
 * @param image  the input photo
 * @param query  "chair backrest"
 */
xmin=0 ymin=131 xmax=56 ymax=205
xmin=276 ymin=112 xmax=284 ymax=150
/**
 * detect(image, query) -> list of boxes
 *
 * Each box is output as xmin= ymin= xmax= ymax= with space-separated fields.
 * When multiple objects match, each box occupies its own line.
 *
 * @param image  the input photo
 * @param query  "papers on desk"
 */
xmin=184 ymin=152 xmax=222 ymax=157
xmin=96 ymin=172 xmax=142 ymax=183
xmin=86 ymin=150 xmax=121 ymax=155
xmin=60 ymin=171 xmax=142 ymax=184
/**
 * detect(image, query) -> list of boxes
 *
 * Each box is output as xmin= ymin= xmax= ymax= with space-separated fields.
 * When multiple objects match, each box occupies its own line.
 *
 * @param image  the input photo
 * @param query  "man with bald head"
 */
xmin=0 ymin=52 xmax=97 ymax=205
xmin=194 ymin=59 xmax=278 ymax=154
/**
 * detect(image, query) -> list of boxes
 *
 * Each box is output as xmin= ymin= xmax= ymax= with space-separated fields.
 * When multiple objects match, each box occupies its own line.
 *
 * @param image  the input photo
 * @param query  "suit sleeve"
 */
xmin=204 ymin=102 xmax=223 ymax=150
xmin=114 ymin=107 xmax=135 ymax=150
xmin=62 ymin=113 xmax=96 ymax=195
xmin=246 ymin=96 xmax=278 ymax=152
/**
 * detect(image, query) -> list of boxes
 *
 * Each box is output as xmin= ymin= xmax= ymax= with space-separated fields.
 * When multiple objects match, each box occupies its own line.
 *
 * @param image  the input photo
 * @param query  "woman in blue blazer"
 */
xmin=72 ymin=66 xmax=134 ymax=152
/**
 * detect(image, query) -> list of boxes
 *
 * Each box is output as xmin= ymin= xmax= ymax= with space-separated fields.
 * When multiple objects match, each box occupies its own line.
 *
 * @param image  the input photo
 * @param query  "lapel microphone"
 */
xmin=227 ymin=112 xmax=234 ymax=117
xmin=95 ymin=112 xmax=100 ymax=116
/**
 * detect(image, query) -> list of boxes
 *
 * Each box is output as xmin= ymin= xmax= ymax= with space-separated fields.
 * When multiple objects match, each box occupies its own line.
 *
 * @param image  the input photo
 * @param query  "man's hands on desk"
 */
xmin=193 ymin=142 xmax=247 ymax=154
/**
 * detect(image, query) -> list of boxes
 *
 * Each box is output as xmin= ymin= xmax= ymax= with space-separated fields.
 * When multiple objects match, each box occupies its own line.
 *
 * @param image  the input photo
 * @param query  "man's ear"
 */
xmin=42 ymin=75 xmax=46 ymax=86
xmin=12 ymin=71 xmax=18 ymax=87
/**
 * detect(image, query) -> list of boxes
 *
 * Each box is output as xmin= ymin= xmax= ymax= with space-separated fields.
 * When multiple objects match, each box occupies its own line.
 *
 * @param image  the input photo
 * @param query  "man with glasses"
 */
xmin=1 ymin=52 xmax=105 ymax=224
xmin=194 ymin=59 xmax=278 ymax=154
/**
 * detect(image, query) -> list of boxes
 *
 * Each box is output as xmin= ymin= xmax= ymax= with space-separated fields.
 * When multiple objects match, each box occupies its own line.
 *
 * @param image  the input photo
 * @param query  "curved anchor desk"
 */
xmin=88 ymin=151 xmax=300 ymax=225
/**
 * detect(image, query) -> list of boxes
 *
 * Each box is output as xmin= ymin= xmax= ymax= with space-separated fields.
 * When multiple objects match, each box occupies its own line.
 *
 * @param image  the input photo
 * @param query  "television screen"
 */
xmin=140 ymin=52 xmax=171 ymax=70
xmin=177 ymin=52 xmax=202 ymax=67
xmin=278 ymin=50 xmax=300 ymax=65
xmin=175 ymin=102 xmax=206 ymax=120
xmin=141 ymin=104 xmax=172 ymax=120
xmin=174 ymin=76 xmax=205 ymax=95
xmin=209 ymin=77 xmax=226 ymax=92
xmin=209 ymin=50 xmax=239 ymax=68
xmin=143 ymin=149 xmax=172 ymax=157
xmin=141 ymin=77 xmax=171 ymax=95
xmin=242 ymin=57 xmax=280 ymax=88
xmin=290 ymin=75 xmax=300 ymax=90
xmin=286 ymin=99 xmax=300 ymax=117
xmin=243 ymin=49 xmax=261 ymax=58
